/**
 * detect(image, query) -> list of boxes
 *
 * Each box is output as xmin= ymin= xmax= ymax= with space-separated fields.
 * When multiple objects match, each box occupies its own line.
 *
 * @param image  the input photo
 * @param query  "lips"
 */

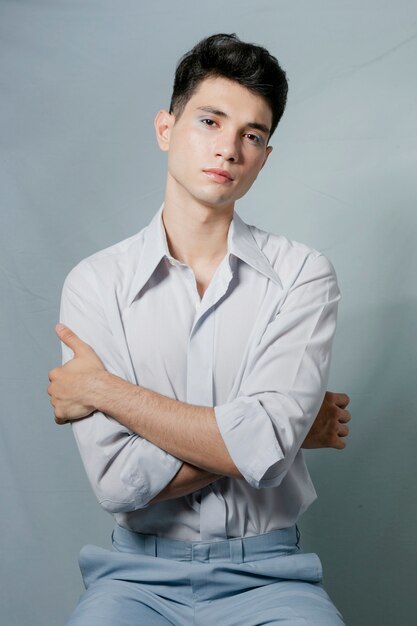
xmin=203 ymin=168 xmax=234 ymax=183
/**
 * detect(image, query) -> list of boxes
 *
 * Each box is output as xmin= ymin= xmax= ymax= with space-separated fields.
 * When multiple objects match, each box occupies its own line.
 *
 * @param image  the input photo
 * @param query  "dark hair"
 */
xmin=169 ymin=33 xmax=288 ymax=138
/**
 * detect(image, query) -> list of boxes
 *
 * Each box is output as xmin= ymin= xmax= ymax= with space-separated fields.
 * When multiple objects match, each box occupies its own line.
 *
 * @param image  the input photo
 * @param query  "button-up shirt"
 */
xmin=60 ymin=205 xmax=340 ymax=541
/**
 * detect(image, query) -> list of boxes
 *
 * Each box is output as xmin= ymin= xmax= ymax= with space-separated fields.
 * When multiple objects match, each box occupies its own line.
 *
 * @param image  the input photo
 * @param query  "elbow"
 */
xmin=91 ymin=470 xmax=152 ymax=514
xmin=98 ymin=497 xmax=135 ymax=514
xmin=96 ymin=478 xmax=152 ymax=513
xmin=72 ymin=422 xmax=182 ymax=513
xmin=98 ymin=494 xmax=150 ymax=514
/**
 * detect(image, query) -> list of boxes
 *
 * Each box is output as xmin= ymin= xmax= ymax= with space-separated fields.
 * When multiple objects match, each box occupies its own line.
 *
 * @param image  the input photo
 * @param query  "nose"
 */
xmin=215 ymin=132 xmax=240 ymax=162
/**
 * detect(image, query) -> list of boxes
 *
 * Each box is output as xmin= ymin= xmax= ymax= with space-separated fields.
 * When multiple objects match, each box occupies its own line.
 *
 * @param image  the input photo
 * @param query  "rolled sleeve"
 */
xmin=215 ymin=253 xmax=340 ymax=489
xmin=215 ymin=398 xmax=284 ymax=488
xmin=60 ymin=262 xmax=182 ymax=512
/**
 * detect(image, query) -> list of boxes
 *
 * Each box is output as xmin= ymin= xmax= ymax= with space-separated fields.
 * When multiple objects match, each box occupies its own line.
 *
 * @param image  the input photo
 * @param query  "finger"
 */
xmin=54 ymin=413 xmax=69 ymax=425
xmin=55 ymin=323 xmax=89 ymax=356
xmin=338 ymin=409 xmax=351 ymax=423
xmin=333 ymin=438 xmax=347 ymax=450
xmin=48 ymin=368 xmax=58 ymax=382
xmin=333 ymin=392 xmax=350 ymax=409
xmin=338 ymin=424 xmax=349 ymax=438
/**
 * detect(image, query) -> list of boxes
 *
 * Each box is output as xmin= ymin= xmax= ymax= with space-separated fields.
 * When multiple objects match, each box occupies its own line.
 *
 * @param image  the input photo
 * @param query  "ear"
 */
xmin=154 ymin=109 xmax=175 ymax=152
xmin=260 ymin=145 xmax=273 ymax=170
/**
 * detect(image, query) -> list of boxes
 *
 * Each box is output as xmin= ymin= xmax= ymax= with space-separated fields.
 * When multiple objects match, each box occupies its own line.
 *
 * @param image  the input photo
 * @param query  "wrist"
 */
xmin=89 ymin=370 xmax=115 ymax=412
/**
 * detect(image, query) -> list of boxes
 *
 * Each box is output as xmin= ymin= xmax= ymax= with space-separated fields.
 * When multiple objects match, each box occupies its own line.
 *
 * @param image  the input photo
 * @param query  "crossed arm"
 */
xmin=48 ymin=324 xmax=351 ymax=504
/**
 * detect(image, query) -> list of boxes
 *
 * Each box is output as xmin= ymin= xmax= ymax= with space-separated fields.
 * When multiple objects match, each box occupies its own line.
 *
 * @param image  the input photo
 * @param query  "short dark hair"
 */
xmin=169 ymin=33 xmax=288 ymax=138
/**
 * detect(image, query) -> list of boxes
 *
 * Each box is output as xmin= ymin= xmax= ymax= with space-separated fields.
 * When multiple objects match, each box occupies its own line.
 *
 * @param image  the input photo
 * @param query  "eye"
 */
xmin=245 ymin=133 xmax=262 ymax=144
xmin=201 ymin=118 xmax=217 ymax=127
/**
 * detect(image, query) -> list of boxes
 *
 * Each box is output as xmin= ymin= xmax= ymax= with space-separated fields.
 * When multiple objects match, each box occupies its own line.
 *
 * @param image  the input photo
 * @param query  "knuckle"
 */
xmin=330 ymin=405 xmax=338 ymax=417
xmin=332 ymin=423 xmax=340 ymax=438
xmin=49 ymin=368 xmax=60 ymax=381
xmin=333 ymin=392 xmax=349 ymax=407
xmin=54 ymin=413 xmax=65 ymax=425
xmin=334 ymin=407 xmax=343 ymax=420
xmin=339 ymin=393 xmax=350 ymax=407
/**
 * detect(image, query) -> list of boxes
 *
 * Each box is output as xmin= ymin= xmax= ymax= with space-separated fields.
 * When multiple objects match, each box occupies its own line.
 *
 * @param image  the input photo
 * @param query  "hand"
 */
xmin=48 ymin=324 xmax=105 ymax=424
xmin=302 ymin=391 xmax=351 ymax=450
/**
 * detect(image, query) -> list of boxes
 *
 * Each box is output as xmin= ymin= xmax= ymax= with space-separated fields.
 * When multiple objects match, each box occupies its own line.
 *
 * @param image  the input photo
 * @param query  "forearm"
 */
xmin=149 ymin=462 xmax=221 ymax=505
xmin=91 ymin=371 xmax=242 ymax=478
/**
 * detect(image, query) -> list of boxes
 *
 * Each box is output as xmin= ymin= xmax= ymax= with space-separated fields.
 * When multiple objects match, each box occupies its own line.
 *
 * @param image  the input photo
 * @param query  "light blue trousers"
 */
xmin=65 ymin=524 xmax=345 ymax=625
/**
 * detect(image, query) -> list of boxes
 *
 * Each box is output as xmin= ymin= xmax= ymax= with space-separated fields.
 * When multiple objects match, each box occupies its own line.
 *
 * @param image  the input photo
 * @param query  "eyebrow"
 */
xmin=196 ymin=106 xmax=271 ymax=136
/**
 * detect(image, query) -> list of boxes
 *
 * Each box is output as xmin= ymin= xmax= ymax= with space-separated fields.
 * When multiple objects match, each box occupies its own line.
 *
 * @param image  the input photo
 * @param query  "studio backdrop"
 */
xmin=1 ymin=1 xmax=416 ymax=624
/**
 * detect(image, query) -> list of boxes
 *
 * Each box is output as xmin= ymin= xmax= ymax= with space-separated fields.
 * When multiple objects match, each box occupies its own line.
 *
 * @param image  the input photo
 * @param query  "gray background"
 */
xmin=1 ymin=1 xmax=416 ymax=624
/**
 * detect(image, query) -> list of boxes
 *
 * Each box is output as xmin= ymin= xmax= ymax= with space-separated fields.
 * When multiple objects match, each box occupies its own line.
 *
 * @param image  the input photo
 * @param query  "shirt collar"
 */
xmin=128 ymin=205 xmax=281 ymax=305
xmin=127 ymin=205 xmax=169 ymax=304
xmin=228 ymin=211 xmax=282 ymax=287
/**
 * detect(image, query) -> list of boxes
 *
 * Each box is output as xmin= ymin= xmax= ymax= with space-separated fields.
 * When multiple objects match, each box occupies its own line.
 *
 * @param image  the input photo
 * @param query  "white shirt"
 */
xmin=60 ymin=205 xmax=340 ymax=541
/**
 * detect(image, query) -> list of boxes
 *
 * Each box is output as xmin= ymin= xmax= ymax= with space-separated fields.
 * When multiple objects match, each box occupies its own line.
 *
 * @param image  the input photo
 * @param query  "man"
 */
xmin=48 ymin=33 xmax=350 ymax=625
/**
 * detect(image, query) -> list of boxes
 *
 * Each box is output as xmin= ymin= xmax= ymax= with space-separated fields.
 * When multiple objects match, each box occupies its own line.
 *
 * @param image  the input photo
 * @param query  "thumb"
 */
xmin=56 ymin=323 xmax=90 ymax=356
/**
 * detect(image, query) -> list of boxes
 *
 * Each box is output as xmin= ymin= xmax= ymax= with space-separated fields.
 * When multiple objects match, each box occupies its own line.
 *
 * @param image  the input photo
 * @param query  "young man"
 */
xmin=48 ymin=34 xmax=350 ymax=625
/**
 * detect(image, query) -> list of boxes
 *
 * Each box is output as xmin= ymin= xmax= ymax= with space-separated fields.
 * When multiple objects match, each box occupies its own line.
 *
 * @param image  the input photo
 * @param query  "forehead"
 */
xmin=184 ymin=76 xmax=273 ymax=127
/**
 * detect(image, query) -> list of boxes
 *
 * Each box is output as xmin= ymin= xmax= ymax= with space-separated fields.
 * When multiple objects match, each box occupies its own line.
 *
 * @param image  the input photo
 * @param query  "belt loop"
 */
xmin=144 ymin=534 xmax=157 ymax=557
xmin=229 ymin=538 xmax=243 ymax=564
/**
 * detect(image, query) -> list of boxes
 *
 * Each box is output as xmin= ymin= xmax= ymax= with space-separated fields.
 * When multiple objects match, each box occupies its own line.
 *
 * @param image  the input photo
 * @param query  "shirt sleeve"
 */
xmin=59 ymin=261 xmax=182 ymax=513
xmin=214 ymin=252 xmax=340 ymax=490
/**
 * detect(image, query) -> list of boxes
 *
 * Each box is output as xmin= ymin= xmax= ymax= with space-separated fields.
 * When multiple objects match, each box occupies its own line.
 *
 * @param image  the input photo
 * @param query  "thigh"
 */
xmin=257 ymin=580 xmax=345 ymax=626
xmin=67 ymin=543 xmax=193 ymax=626
xmin=65 ymin=579 xmax=175 ymax=626
xmin=207 ymin=580 xmax=345 ymax=626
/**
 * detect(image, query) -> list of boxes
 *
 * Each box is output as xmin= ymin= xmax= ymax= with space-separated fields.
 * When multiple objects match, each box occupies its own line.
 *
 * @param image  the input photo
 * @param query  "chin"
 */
xmin=198 ymin=196 xmax=236 ymax=211
xmin=194 ymin=187 xmax=237 ymax=207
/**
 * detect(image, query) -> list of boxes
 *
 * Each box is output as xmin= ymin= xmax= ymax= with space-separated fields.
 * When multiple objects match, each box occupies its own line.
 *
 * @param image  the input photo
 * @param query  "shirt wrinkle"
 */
xmin=61 ymin=205 xmax=340 ymax=541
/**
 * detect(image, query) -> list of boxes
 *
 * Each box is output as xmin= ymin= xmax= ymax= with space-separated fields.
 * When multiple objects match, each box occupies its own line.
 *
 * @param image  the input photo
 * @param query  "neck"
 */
xmin=161 ymin=184 xmax=234 ymax=269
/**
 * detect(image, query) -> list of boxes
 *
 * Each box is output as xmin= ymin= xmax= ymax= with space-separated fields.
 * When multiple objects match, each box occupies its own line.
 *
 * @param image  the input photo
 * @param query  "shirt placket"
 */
xmin=184 ymin=261 xmax=233 ymax=541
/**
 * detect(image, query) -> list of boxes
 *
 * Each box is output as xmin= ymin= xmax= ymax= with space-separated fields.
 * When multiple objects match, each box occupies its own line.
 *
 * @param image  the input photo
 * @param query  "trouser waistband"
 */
xmin=112 ymin=524 xmax=300 ymax=564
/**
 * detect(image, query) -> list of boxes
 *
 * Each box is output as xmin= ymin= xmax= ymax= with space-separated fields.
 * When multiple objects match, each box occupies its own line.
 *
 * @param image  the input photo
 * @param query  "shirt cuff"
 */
xmin=214 ymin=397 xmax=284 ymax=489
xmin=118 ymin=439 xmax=183 ymax=509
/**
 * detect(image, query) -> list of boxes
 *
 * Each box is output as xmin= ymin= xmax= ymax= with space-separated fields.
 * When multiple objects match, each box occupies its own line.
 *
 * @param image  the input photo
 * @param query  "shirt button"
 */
xmin=168 ymin=258 xmax=176 ymax=266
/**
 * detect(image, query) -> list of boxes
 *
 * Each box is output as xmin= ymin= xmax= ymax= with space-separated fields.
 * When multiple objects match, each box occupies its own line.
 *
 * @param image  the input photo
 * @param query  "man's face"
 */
xmin=157 ymin=76 xmax=273 ymax=212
